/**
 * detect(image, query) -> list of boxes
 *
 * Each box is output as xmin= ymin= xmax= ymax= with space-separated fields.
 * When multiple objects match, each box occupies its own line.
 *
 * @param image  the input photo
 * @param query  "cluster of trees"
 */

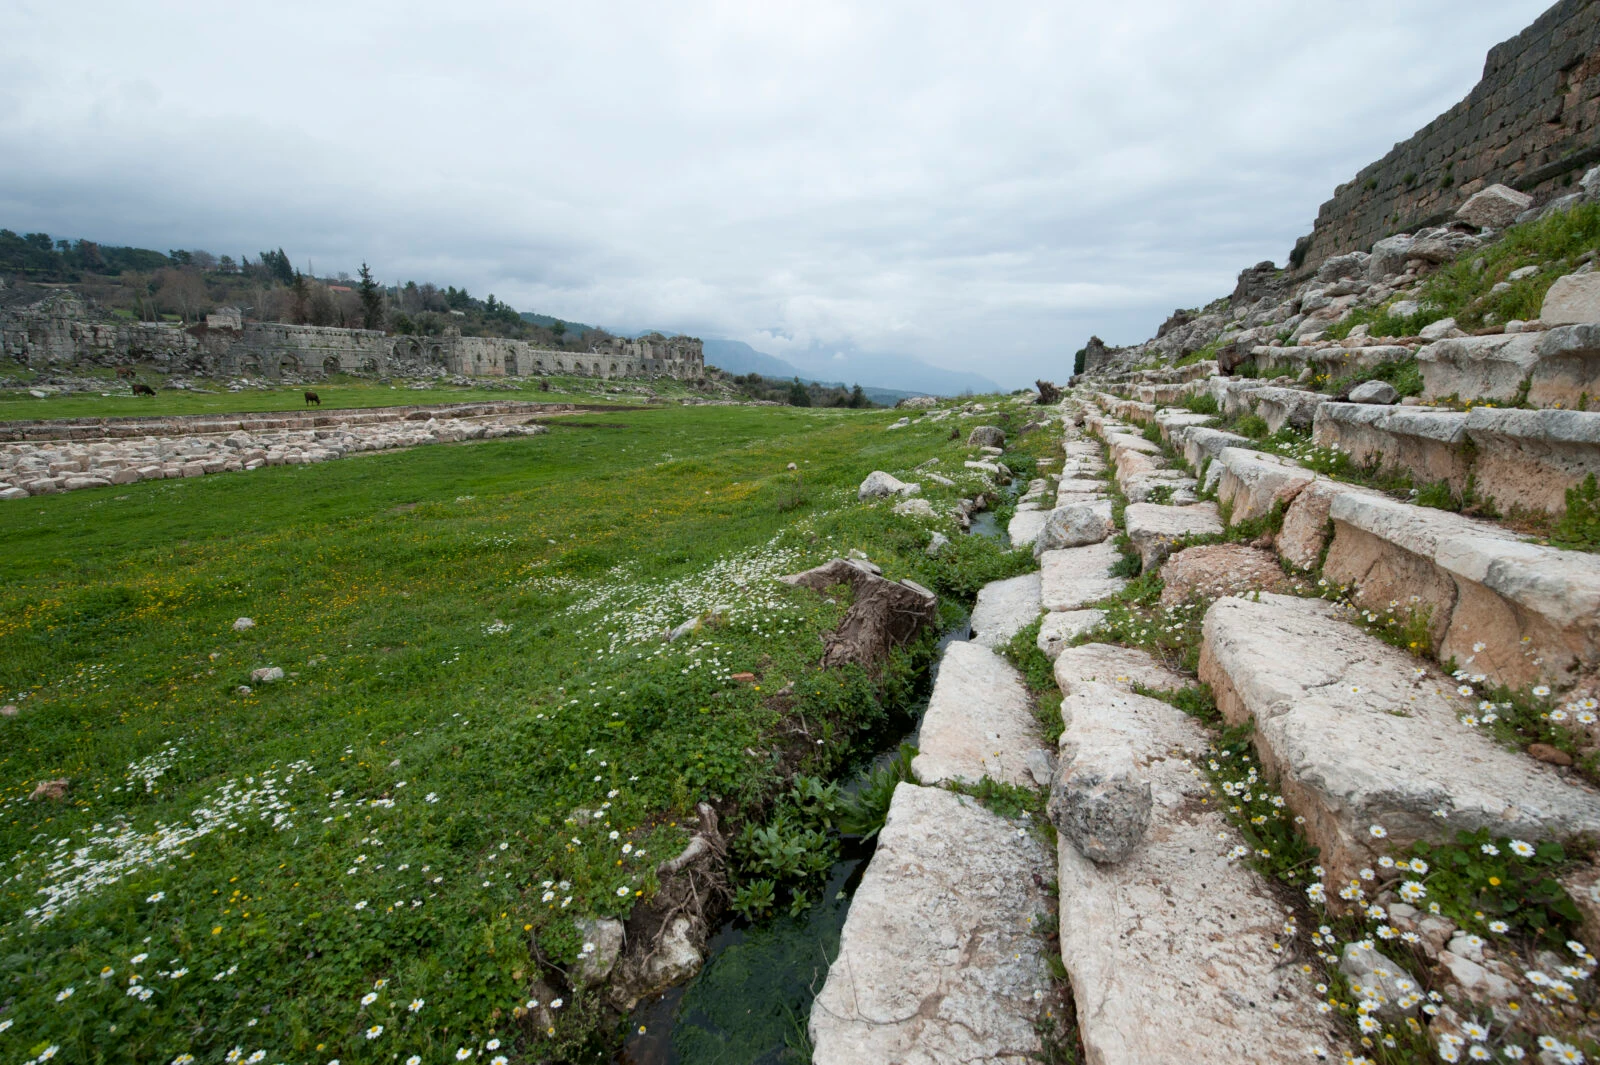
xmin=727 ymin=373 xmax=876 ymax=408
xmin=0 ymin=228 xmax=600 ymax=352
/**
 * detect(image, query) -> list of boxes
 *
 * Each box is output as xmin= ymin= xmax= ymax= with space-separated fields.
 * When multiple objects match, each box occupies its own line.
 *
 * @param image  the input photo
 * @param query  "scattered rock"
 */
xmin=1347 ymin=379 xmax=1399 ymax=404
xmin=857 ymin=471 xmax=919 ymax=499
xmin=1033 ymin=500 xmax=1115 ymax=556
xmin=1454 ymin=183 xmax=1533 ymax=230
xmin=250 ymin=666 xmax=285 ymax=683
xmin=1541 ymin=272 xmax=1600 ymax=325
xmin=30 ymin=778 xmax=69 ymax=802
xmin=1339 ymin=942 xmax=1420 ymax=1019
xmin=891 ymin=497 xmax=936 ymax=520
xmin=1419 ymin=317 xmax=1466 ymax=341
xmin=1528 ymin=742 xmax=1574 ymax=767
xmin=925 ymin=530 xmax=950 ymax=556
xmin=232 ymin=617 xmax=256 ymax=632
xmin=1049 ymin=687 xmax=1152 ymax=863
xmin=236 ymin=685 xmax=252 ymax=696
xmin=966 ymin=425 xmax=1006 ymax=448
xmin=0 ymin=704 xmax=17 ymax=717
xmin=573 ymin=918 xmax=626 ymax=985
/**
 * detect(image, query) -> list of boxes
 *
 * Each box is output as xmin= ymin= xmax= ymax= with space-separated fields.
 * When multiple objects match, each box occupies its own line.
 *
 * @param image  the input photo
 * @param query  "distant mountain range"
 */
xmin=512 ymin=315 xmax=1000 ymax=398
xmin=700 ymin=338 xmax=1000 ymax=398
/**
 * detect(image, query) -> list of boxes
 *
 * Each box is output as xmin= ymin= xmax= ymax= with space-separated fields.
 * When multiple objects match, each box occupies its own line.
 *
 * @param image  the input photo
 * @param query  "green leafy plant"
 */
xmin=837 ymin=744 xmax=918 ymax=840
xmin=1553 ymin=474 xmax=1600 ymax=551
xmin=1406 ymin=829 xmax=1582 ymax=950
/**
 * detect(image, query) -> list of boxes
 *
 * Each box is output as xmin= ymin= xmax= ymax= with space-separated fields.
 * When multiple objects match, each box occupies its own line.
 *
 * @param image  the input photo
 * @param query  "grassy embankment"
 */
xmin=0 ymin=401 xmax=1035 ymax=1064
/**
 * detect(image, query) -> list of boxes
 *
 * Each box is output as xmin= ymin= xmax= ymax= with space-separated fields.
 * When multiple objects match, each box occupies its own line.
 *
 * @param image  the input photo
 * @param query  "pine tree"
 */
xmin=358 ymin=262 xmax=384 ymax=330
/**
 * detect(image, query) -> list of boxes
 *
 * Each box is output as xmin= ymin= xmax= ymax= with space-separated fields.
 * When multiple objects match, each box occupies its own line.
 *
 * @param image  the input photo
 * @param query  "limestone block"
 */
xmin=1323 ymin=488 xmax=1600 ymax=687
xmin=1033 ymin=499 xmax=1115 ymax=557
xmin=857 ymin=470 xmax=918 ymax=499
xmin=1036 ymin=609 xmax=1106 ymax=660
xmin=1157 ymin=543 xmax=1294 ymax=607
xmin=1040 ymin=542 xmax=1126 ymax=612
xmin=1123 ymin=501 xmax=1223 ymax=570
xmin=1277 ymin=478 xmax=1379 ymax=570
xmin=1249 ymin=386 xmax=1327 ymax=433
xmin=912 ymin=641 xmax=1040 ymax=788
xmin=1312 ymin=403 xmax=1471 ymax=496
xmin=891 ymin=496 xmax=935 ymax=519
xmin=1178 ymin=425 xmax=1251 ymax=474
xmin=1464 ymin=407 xmax=1600 ymax=515
xmin=969 ymin=572 xmax=1042 ymax=649
xmin=1455 ymin=183 xmax=1532 ymax=230
xmin=573 ymin=917 xmax=625 ymax=984
xmin=1054 ymin=683 xmax=1337 ymax=1064
xmin=1006 ymin=508 xmax=1047 ymax=548
xmin=1054 ymin=643 xmax=1187 ymax=695
xmin=1199 ymin=593 xmax=1600 ymax=886
xmin=1050 ymin=689 xmax=1152 ymax=863
xmin=1530 ymin=324 xmax=1600 ymax=408
xmin=1419 ymin=317 xmax=1466 ymax=341
xmin=1418 ymin=333 xmax=1541 ymax=404
xmin=810 ymin=784 xmax=1052 ymax=1065
xmin=1539 ymin=273 xmax=1600 ymax=326
xmin=967 ymin=425 xmax=1006 ymax=448
xmin=1214 ymin=447 xmax=1315 ymax=524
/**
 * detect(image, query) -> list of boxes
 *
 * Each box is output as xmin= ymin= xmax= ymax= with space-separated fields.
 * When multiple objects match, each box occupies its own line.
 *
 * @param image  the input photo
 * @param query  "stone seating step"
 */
xmin=1419 ymin=326 xmax=1600 ymax=409
xmin=1041 ymin=542 xmax=1127 ymax=612
xmin=1123 ymin=501 xmax=1223 ymax=569
xmin=1006 ymin=508 xmax=1047 ymax=548
xmin=1052 ymin=682 xmax=1342 ymax=1063
xmin=809 ymin=783 xmax=1054 ymax=1065
xmin=1313 ymin=402 xmax=1600 ymax=516
xmin=1198 ymin=592 xmax=1600 ymax=887
xmin=969 ymin=572 xmax=1042 ymax=649
xmin=912 ymin=640 xmax=1045 ymax=788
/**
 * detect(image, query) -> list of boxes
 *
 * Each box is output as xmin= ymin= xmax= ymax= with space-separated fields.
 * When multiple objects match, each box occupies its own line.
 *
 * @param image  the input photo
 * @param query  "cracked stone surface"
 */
xmin=810 ymin=783 xmax=1053 ymax=1065
xmin=1040 ymin=542 xmax=1126 ymax=611
xmin=969 ymin=573 xmax=1042 ymax=649
xmin=913 ymin=641 xmax=1041 ymax=788
xmin=1055 ymin=683 xmax=1340 ymax=1065
xmin=1199 ymin=593 xmax=1600 ymax=885
xmin=1036 ymin=609 xmax=1106 ymax=660
xmin=1053 ymin=643 xmax=1187 ymax=695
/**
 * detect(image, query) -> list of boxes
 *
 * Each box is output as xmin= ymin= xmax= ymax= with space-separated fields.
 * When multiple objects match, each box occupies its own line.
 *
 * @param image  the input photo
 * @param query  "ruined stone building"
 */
xmin=0 ymin=293 xmax=704 ymax=381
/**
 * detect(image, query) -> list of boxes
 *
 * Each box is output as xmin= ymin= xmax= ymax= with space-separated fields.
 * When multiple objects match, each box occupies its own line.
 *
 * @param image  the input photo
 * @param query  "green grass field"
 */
xmin=0 ymin=400 xmax=1039 ymax=1064
xmin=0 ymin=372 xmax=700 ymax=424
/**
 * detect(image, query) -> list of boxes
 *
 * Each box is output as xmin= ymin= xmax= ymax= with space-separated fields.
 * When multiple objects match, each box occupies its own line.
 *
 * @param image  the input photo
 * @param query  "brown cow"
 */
xmin=132 ymin=383 xmax=156 ymax=396
xmin=114 ymin=366 xmax=136 ymax=379
xmin=304 ymin=391 xmax=321 ymax=406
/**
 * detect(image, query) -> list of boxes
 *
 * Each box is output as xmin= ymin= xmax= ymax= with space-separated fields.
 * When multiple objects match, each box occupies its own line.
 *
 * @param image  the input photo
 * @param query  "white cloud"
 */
xmin=0 ymin=0 xmax=1553 ymax=387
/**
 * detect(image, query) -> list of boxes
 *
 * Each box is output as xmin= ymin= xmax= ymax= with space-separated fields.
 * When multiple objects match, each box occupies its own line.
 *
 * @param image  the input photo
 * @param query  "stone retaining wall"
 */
xmin=1300 ymin=0 xmax=1600 ymax=272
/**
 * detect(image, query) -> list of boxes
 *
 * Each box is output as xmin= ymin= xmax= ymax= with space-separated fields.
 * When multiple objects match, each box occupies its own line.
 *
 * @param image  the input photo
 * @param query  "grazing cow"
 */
xmin=114 ymin=366 xmax=136 ymax=379
xmin=304 ymin=391 xmax=321 ymax=407
xmin=132 ymin=383 xmax=156 ymax=396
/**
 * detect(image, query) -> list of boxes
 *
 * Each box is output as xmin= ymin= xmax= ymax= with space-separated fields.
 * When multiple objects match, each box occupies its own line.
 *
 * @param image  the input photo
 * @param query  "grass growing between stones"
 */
xmin=1001 ymin=617 xmax=1065 ymax=746
xmin=0 ymin=401 xmax=1036 ymax=1064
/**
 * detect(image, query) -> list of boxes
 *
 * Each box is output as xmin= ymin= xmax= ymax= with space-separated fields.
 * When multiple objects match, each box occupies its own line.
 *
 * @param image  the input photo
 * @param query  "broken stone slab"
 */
xmin=1214 ymin=447 xmax=1315 ymax=524
xmin=810 ymin=783 xmax=1052 ymax=1065
xmin=1175 ymin=425 xmax=1252 ymax=474
xmin=1198 ymin=593 xmax=1600 ymax=887
xmin=1348 ymin=379 xmax=1399 ymax=404
xmin=912 ymin=641 xmax=1040 ymax=788
xmin=1322 ymin=488 xmax=1600 ymax=687
xmin=1339 ymin=942 xmax=1422 ymax=1020
xmin=1529 ymin=323 xmax=1600 ymax=409
xmin=1049 ymin=682 xmax=1153 ymax=863
xmin=1540 ymin=273 xmax=1600 ymax=326
xmin=967 ymin=425 xmax=1006 ymax=448
xmin=1053 ymin=642 xmax=1187 ymax=695
xmin=1040 ymin=542 xmax=1127 ymax=612
xmin=891 ymin=496 xmax=936 ymax=519
xmin=1121 ymin=471 xmax=1198 ymax=505
xmin=1248 ymin=386 xmax=1328 ymax=434
xmin=857 ymin=470 xmax=919 ymax=499
xmin=1456 ymin=183 xmax=1532 ymax=230
xmin=250 ymin=666 xmax=284 ymax=683
xmin=1036 ymin=609 xmax=1106 ymax=660
xmin=1054 ymin=682 xmax=1340 ymax=1064
xmin=1123 ymin=501 xmax=1223 ymax=570
xmin=573 ymin=917 xmax=625 ymax=985
xmin=1417 ymin=333 xmax=1541 ymax=405
xmin=1033 ymin=499 xmax=1115 ymax=557
xmin=969 ymin=572 xmax=1042 ymax=649
xmin=1157 ymin=543 xmax=1296 ymax=608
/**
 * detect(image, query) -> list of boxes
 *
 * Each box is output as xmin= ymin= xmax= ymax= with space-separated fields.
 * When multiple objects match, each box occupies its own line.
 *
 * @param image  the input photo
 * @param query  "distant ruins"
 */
xmin=0 ymin=292 xmax=704 ymax=381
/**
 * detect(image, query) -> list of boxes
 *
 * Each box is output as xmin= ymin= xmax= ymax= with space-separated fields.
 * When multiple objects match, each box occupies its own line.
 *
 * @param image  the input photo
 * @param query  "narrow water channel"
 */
xmin=614 ymin=487 xmax=1011 ymax=1063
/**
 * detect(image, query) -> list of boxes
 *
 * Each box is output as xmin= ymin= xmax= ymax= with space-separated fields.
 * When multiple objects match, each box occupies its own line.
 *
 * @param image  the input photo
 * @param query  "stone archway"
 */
xmin=278 ymin=354 xmax=300 ymax=377
xmin=361 ymin=355 xmax=380 ymax=374
xmin=323 ymin=355 xmax=341 ymax=376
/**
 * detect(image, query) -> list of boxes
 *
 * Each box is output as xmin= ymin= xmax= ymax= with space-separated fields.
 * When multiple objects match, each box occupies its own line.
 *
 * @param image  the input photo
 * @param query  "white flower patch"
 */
xmin=16 ymin=761 xmax=314 ymax=924
xmin=564 ymin=529 xmax=818 ymax=650
xmin=124 ymin=741 xmax=186 ymax=794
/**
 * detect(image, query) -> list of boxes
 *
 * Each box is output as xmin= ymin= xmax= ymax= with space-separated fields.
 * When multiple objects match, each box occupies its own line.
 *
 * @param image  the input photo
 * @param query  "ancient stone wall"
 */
xmin=1300 ymin=0 xmax=1600 ymax=272
xmin=0 ymin=295 xmax=705 ymax=381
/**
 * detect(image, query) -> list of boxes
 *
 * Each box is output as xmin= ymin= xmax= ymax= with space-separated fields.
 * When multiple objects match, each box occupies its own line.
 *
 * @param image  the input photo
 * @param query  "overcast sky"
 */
xmin=0 ymin=0 xmax=1554 ymax=387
